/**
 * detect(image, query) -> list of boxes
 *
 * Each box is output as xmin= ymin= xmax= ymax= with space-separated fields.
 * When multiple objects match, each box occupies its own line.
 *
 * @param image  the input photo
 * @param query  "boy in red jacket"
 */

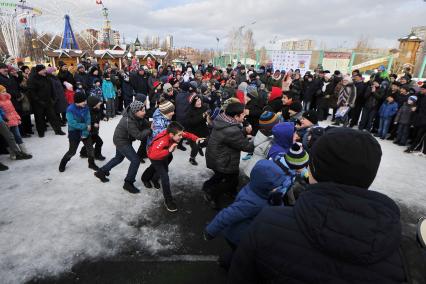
xmin=147 ymin=121 xmax=202 ymax=212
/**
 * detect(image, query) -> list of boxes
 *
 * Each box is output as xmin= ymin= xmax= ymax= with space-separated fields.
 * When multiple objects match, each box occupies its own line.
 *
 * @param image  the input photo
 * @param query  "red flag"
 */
xmin=96 ymin=0 xmax=103 ymax=4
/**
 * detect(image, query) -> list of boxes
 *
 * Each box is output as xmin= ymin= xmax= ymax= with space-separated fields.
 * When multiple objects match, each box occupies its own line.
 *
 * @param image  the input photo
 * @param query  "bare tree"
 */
xmin=143 ymin=36 xmax=151 ymax=49
xmin=243 ymin=29 xmax=256 ymax=58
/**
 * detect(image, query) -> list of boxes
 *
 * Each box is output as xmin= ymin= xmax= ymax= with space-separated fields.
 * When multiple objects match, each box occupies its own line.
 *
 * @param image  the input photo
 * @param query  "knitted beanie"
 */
xmin=130 ymin=100 xmax=145 ymax=114
xmin=259 ymin=111 xmax=280 ymax=134
xmin=284 ymin=143 xmax=310 ymax=170
xmin=289 ymin=101 xmax=303 ymax=113
xmin=159 ymin=100 xmax=175 ymax=115
xmin=35 ymin=64 xmax=46 ymax=73
xmin=163 ymin=83 xmax=172 ymax=93
xmin=408 ymin=95 xmax=417 ymax=103
xmin=74 ymin=92 xmax=87 ymax=104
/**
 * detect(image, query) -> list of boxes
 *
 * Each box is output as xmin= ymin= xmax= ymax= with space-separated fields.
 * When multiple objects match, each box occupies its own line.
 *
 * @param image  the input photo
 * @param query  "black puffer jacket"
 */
xmin=206 ymin=114 xmax=254 ymax=174
xmin=186 ymin=104 xmax=209 ymax=137
xmin=228 ymin=182 xmax=406 ymax=284
xmin=27 ymin=73 xmax=55 ymax=106
xmin=112 ymin=107 xmax=151 ymax=147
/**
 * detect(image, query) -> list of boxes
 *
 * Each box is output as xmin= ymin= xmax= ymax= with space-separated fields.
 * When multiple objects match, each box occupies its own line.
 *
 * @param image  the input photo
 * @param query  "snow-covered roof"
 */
xmin=135 ymin=50 xmax=167 ymax=58
xmin=93 ymin=49 xmax=125 ymax=56
xmin=45 ymin=49 xmax=86 ymax=58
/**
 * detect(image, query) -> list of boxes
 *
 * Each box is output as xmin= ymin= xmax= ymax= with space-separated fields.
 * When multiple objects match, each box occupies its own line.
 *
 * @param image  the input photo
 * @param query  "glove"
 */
xmin=268 ymin=191 xmax=284 ymax=206
xmin=203 ymin=230 xmax=214 ymax=241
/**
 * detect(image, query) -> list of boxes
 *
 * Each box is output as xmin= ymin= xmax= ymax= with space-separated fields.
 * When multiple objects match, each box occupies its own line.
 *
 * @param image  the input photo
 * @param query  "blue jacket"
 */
xmin=90 ymin=86 xmax=103 ymax=102
xmin=267 ymin=122 xmax=294 ymax=159
xmin=66 ymin=104 xmax=91 ymax=140
xmin=206 ymin=160 xmax=286 ymax=245
xmin=148 ymin=108 xmax=171 ymax=145
xmin=102 ymin=79 xmax=116 ymax=100
xmin=379 ymin=101 xmax=398 ymax=119
xmin=0 ymin=107 xmax=5 ymax=123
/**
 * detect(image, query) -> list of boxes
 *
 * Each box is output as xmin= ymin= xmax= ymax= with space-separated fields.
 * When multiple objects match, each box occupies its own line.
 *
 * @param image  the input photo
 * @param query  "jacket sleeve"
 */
xmin=183 ymin=131 xmax=199 ymax=141
xmin=127 ymin=119 xmax=152 ymax=141
xmin=85 ymin=110 xmax=91 ymax=126
xmin=395 ymin=108 xmax=402 ymax=123
xmin=379 ymin=103 xmax=385 ymax=116
xmin=66 ymin=112 xmax=87 ymax=130
xmin=224 ymin=127 xmax=255 ymax=153
xmin=349 ymin=86 xmax=357 ymax=107
xmin=391 ymin=104 xmax=399 ymax=117
xmin=206 ymin=199 xmax=259 ymax=238
xmin=227 ymin=221 xmax=259 ymax=284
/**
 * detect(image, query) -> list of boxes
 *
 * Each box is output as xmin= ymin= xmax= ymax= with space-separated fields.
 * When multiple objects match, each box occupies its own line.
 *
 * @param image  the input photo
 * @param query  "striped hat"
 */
xmin=284 ymin=143 xmax=309 ymax=170
xmin=159 ymin=100 xmax=175 ymax=115
xmin=259 ymin=111 xmax=280 ymax=133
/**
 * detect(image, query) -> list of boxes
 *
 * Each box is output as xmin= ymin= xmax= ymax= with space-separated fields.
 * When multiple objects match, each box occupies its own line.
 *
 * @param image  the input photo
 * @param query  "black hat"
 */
xmin=302 ymin=110 xmax=318 ymax=124
xmin=180 ymin=82 xmax=190 ymax=92
xmin=0 ymin=63 xmax=7 ymax=69
xmin=309 ymin=128 xmax=382 ymax=188
xmin=289 ymin=101 xmax=303 ymax=113
xmin=200 ymin=83 xmax=208 ymax=94
xmin=87 ymin=96 xmax=100 ymax=108
xmin=58 ymin=61 xmax=66 ymax=68
xmin=225 ymin=102 xmax=245 ymax=117
xmin=35 ymin=64 xmax=46 ymax=73
xmin=74 ymin=92 xmax=87 ymax=104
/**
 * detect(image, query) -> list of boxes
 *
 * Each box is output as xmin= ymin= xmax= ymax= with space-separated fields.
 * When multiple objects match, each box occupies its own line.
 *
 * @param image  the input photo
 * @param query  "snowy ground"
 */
xmin=0 ymin=117 xmax=425 ymax=283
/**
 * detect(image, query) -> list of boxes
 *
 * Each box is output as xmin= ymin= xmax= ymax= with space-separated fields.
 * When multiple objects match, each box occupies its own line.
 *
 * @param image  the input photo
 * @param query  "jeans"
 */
xmin=150 ymin=157 xmax=173 ymax=200
xmin=142 ymin=155 xmax=173 ymax=183
xmin=9 ymin=126 xmax=23 ymax=144
xmin=80 ymin=134 xmax=103 ymax=157
xmin=105 ymin=99 xmax=115 ymax=118
xmin=378 ymin=118 xmax=392 ymax=139
xmin=396 ymin=124 xmax=410 ymax=145
xmin=100 ymin=144 xmax=140 ymax=183
xmin=202 ymin=170 xmax=239 ymax=203
xmin=303 ymin=101 xmax=311 ymax=112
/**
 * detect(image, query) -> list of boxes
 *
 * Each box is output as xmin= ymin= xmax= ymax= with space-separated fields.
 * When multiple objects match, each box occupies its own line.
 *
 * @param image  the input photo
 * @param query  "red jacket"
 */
xmin=0 ymin=93 xmax=21 ymax=127
xmin=147 ymin=129 xmax=199 ymax=160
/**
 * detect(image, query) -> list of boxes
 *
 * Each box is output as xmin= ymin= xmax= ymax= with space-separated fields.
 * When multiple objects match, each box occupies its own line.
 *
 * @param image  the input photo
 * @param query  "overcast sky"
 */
xmin=30 ymin=0 xmax=425 ymax=50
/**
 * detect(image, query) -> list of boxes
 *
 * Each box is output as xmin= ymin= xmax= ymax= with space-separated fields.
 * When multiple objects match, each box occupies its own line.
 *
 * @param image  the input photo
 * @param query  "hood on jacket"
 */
xmin=294 ymin=183 xmax=401 ymax=265
xmin=249 ymin=160 xmax=286 ymax=199
xmin=0 ymin=93 xmax=11 ymax=101
xmin=213 ymin=113 xmax=240 ymax=131
xmin=272 ymin=122 xmax=294 ymax=149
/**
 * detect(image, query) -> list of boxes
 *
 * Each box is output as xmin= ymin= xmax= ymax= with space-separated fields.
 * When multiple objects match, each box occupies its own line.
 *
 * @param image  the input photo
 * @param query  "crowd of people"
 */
xmin=0 ymin=57 xmax=425 ymax=282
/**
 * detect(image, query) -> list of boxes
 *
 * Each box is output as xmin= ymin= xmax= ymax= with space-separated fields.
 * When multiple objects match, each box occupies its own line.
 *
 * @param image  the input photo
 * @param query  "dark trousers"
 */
xmin=316 ymin=107 xmax=329 ymax=121
xmin=350 ymin=103 xmax=363 ymax=127
xmin=100 ymin=144 xmax=140 ymax=183
xmin=142 ymin=155 xmax=174 ymax=198
xmin=202 ymin=170 xmax=239 ymax=203
xmin=18 ymin=112 xmax=32 ymax=134
xmin=105 ymin=99 xmax=115 ymax=118
xmin=409 ymin=127 xmax=426 ymax=152
xmin=62 ymin=137 xmax=94 ymax=161
xmin=123 ymin=95 xmax=133 ymax=109
xmin=33 ymin=104 xmax=61 ymax=135
xmin=358 ymin=107 xmax=377 ymax=131
xmin=396 ymin=124 xmax=410 ymax=145
xmin=80 ymin=134 xmax=103 ymax=157
xmin=137 ymin=138 xmax=148 ymax=160
xmin=188 ymin=140 xmax=199 ymax=158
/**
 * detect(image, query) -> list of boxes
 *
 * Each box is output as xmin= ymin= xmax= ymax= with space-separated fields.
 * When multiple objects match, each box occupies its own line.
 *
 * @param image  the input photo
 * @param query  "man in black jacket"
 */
xmin=203 ymin=102 xmax=254 ymax=208
xmin=27 ymin=65 xmax=65 ymax=137
xmin=130 ymin=67 xmax=149 ymax=99
xmin=228 ymin=128 xmax=406 ymax=284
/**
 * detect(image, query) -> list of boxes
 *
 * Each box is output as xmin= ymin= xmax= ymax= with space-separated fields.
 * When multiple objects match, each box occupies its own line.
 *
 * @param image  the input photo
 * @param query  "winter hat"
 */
xmin=246 ymin=85 xmax=258 ymax=99
xmin=269 ymin=86 xmax=282 ymax=102
xmin=63 ymin=81 xmax=73 ymax=91
xmin=289 ymin=101 xmax=303 ymax=113
xmin=74 ymin=92 xmax=87 ymax=104
xmin=343 ymin=75 xmax=353 ymax=83
xmin=302 ymin=110 xmax=318 ymax=125
xmin=58 ymin=61 xmax=66 ymax=68
xmin=238 ymin=82 xmax=248 ymax=93
xmin=284 ymin=143 xmax=310 ymax=170
xmin=169 ymin=77 xmax=179 ymax=86
xmin=309 ymin=127 xmax=382 ymax=188
xmin=163 ymin=83 xmax=173 ymax=93
xmin=130 ymin=100 xmax=145 ymax=114
xmin=200 ymin=83 xmax=208 ymax=94
xmin=35 ymin=64 xmax=46 ymax=73
xmin=378 ymin=65 xmax=385 ymax=71
xmin=46 ymin=67 xmax=56 ymax=74
xmin=213 ymin=81 xmax=221 ymax=91
xmin=153 ymin=81 xmax=161 ymax=89
xmin=189 ymin=81 xmax=198 ymax=92
xmin=259 ymin=111 xmax=280 ymax=134
xmin=159 ymin=100 xmax=175 ymax=115
xmin=180 ymin=82 xmax=190 ymax=92
xmin=87 ymin=96 xmax=101 ymax=108
xmin=224 ymin=101 xmax=245 ymax=116
xmin=0 ymin=85 xmax=6 ymax=93
xmin=408 ymin=95 xmax=418 ymax=103
xmin=188 ymin=93 xmax=201 ymax=104
xmin=77 ymin=64 xmax=85 ymax=70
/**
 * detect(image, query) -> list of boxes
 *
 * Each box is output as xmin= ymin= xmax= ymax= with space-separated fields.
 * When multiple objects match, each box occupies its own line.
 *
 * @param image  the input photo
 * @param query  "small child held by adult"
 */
xmin=59 ymin=93 xmax=98 ymax=172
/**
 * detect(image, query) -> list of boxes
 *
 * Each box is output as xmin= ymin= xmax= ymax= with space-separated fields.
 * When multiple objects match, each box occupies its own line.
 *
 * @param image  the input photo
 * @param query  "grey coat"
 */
xmin=206 ymin=114 xmax=254 ymax=174
xmin=113 ymin=107 xmax=151 ymax=147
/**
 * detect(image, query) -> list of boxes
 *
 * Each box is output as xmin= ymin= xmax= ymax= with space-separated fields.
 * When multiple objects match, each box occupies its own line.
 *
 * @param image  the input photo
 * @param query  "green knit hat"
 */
xmin=284 ymin=143 xmax=310 ymax=170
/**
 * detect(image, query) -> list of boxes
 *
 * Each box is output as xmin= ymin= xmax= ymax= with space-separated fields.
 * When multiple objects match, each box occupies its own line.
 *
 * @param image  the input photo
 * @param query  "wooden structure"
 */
xmin=397 ymin=32 xmax=423 ymax=69
xmin=135 ymin=50 xmax=168 ymax=69
xmin=90 ymin=46 xmax=126 ymax=69
xmin=45 ymin=49 xmax=87 ymax=68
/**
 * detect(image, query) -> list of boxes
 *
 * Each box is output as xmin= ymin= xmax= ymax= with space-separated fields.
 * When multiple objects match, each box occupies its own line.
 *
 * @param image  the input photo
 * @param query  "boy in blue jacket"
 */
xmin=102 ymin=74 xmax=116 ymax=120
xmin=59 ymin=93 xmax=98 ymax=172
xmin=203 ymin=159 xmax=286 ymax=269
xmin=376 ymin=95 xmax=398 ymax=139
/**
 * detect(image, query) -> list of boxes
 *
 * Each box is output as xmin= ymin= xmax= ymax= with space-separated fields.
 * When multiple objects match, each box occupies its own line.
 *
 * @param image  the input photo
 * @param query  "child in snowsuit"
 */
xmin=147 ymin=121 xmax=201 ymax=212
xmin=204 ymin=159 xmax=287 ymax=269
xmin=79 ymin=96 xmax=105 ymax=160
xmin=89 ymin=79 xmax=103 ymax=101
xmin=394 ymin=95 xmax=417 ymax=146
xmin=267 ymin=122 xmax=295 ymax=160
xmin=94 ymin=100 xmax=151 ymax=193
xmin=59 ymin=93 xmax=98 ymax=172
xmin=0 ymin=85 xmax=31 ymax=157
xmin=102 ymin=74 xmax=116 ymax=119
xmin=377 ymin=95 xmax=399 ymax=139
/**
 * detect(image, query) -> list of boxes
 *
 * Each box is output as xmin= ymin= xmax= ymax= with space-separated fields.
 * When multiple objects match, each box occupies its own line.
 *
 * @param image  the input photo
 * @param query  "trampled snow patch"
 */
xmin=0 ymin=117 xmax=209 ymax=284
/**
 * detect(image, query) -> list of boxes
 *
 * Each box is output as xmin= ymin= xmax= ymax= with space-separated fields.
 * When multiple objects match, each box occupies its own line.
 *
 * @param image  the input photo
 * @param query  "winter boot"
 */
xmin=88 ymin=158 xmax=99 ymax=171
xmin=0 ymin=162 xmax=8 ymax=171
xmin=16 ymin=151 xmax=32 ymax=160
xmin=94 ymin=153 xmax=106 ymax=161
xmin=59 ymin=158 xmax=69 ymax=172
xmin=94 ymin=145 xmax=106 ymax=161
xmin=94 ymin=170 xmax=109 ymax=183
xmin=142 ymin=180 xmax=153 ymax=189
xmin=152 ymin=179 xmax=161 ymax=189
xmin=80 ymin=148 xmax=88 ymax=158
xmin=55 ymin=130 xmax=66 ymax=136
xmin=123 ymin=181 xmax=140 ymax=194
xmin=198 ymin=147 xmax=204 ymax=156
xmin=189 ymin=157 xmax=198 ymax=166
xmin=164 ymin=198 xmax=178 ymax=212
xmin=177 ymin=144 xmax=187 ymax=151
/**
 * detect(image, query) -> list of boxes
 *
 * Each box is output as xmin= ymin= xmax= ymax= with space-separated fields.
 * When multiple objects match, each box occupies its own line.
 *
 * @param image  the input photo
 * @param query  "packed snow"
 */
xmin=0 ymin=117 xmax=425 ymax=283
